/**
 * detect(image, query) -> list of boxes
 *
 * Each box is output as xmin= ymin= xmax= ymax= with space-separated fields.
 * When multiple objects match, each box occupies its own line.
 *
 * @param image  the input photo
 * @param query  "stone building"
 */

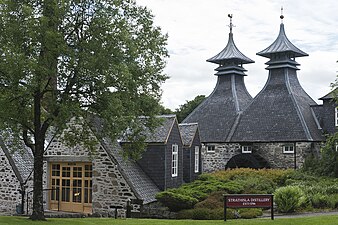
xmin=184 ymin=15 xmax=325 ymax=172
xmin=0 ymin=115 xmax=199 ymax=216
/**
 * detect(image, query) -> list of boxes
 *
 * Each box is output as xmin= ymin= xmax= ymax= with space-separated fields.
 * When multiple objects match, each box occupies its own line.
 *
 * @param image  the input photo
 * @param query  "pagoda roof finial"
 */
xmin=257 ymin=9 xmax=308 ymax=59
xmin=207 ymin=13 xmax=254 ymax=66
xmin=280 ymin=6 xmax=284 ymax=23
xmin=228 ymin=14 xmax=234 ymax=33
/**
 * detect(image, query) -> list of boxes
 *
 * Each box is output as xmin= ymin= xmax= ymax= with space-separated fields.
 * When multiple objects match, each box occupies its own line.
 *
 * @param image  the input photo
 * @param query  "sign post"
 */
xmin=224 ymin=194 xmax=274 ymax=221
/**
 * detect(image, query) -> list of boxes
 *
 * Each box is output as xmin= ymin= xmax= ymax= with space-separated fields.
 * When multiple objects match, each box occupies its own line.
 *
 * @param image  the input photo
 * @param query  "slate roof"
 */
xmin=230 ymin=22 xmax=323 ymax=142
xmin=257 ymin=23 xmax=308 ymax=58
xmin=138 ymin=115 xmax=177 ymax=144
xmin=184 ymin=74 xmax=252 ymax=142
xmin=183 ymin=27 xmax=253 ymax=142
xmin=207 ymin=33 xmax=254 ymax=65
xmin=100 ymin=138 xmax=160 ymax=204
xmin=0 ymin=135 xmax=33 ymax=183
xmin=179 ymin=123 xmax=198 ymax=147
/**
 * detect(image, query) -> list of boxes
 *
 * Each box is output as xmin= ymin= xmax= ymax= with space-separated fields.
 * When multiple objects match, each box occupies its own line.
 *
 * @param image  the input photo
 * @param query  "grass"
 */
xmin=1 ymin=215 xmax=338 ymax=225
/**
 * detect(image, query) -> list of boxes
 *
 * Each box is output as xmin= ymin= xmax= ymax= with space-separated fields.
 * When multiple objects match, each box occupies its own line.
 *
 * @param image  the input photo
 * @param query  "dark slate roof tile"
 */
xmin=230 ymin=69 xmax=323 ymax=142
xmin=142 ymin=115 xmax=176 ymax=143
xmin=101 ymin=138 xmax=160 ymax=204
xmin=0 ymin=134 xmax=33 ymax=182
xmin=183 ymin=75 xmax=252 ymax=142
xmin=179 ymin=123 xmax=198 ymax=147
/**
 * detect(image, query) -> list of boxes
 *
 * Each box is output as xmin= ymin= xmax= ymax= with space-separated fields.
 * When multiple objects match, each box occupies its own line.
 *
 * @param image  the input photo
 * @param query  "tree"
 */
xmin=0 ymin=0 xmax=168 ymax=220
xmin=175 ymin=95 xmax=206 ymax=122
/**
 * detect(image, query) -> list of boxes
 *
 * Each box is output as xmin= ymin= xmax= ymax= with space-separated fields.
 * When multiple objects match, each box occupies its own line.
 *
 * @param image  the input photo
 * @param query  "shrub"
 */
xmin=310 ymin=193 xmax=333 ymax=208
xmin=238 ymin=208 xmax=263 ymax=219
xmin=156 ymin=191 xmax=198 ymax=212
xmin=194 ymin=191 xmax=225 ymax=209
xmin=329 ymin=194 xmax=338 ymax=208
xmin=274 ymin=186 xmax=305 ymax=213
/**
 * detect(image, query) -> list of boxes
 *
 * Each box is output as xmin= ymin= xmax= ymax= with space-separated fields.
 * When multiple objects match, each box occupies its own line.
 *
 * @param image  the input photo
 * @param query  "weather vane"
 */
xmin=228 ymin=14 xmax=235 ymax=33
xmin=280 ymin=6 xmax=284 ymax=23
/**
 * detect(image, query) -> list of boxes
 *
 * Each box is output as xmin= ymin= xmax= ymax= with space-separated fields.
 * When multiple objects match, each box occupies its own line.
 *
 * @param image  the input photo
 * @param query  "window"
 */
xmin=241 ymin=146 xmax=252 ymax=154
xmin=336 ymin=144 xmax=338 ymax=152
xmin=335 ymin=108 xmax=338 ymax=127
xmin=172 ymin=144 xmax=178 ymax=177
xmin=283 ymin=144 xmax=294 ymax=154
xmin=194 ymin=146 xmax=200 ymax=173
xmin=206 ymin=145 xmax=215 ymax=153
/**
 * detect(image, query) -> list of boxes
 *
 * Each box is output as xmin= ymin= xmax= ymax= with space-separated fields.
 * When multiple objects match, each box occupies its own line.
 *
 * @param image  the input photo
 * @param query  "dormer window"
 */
xmin=241 ymin=146 xmax=252 ymax=154
xmin=283 ymin=144 xmax=294 ymax=154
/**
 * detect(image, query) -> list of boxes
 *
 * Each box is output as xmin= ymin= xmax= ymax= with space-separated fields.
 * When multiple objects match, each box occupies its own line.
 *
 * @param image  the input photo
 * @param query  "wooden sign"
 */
xmin=224 ymin=194 xmax=274 ymax=221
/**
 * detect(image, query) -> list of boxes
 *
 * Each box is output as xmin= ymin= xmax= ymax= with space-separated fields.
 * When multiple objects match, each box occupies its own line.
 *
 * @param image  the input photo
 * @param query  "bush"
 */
xmin=238 ymin=208 xmax=263 ymax=219
xmin=156 ymin=191 xmax=198 ymax=212
xmin=310 ymin=193 xmax=333 ymax=208
xmin=194 ymin=191 xmax=224 ymax=209
xmin=274 ymin=186 xmax=305 ymax=213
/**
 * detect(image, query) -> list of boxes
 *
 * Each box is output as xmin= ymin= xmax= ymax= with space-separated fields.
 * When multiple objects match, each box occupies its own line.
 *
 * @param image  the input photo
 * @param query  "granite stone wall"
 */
xmin=202 ymin=142 xmax=321 ymax=172
xmin=44 ymin=137 xmax=136 ymax=217
xmin=0 ymin=150 xmax=21 ymax=215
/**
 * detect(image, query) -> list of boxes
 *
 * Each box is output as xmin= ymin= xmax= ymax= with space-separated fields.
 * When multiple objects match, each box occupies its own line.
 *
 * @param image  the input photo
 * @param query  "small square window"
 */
xmin=206 ymin=145 xmax=215 ymax=153
xmin=241 ymin=146 xmax=252 ymax=154
xmin=283 ymin=145 xmax=294 ymax=154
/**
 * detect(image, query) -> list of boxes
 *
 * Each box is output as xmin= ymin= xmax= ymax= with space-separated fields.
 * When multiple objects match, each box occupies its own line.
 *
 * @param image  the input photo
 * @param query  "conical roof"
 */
xmin=257 ymin=23 xmax=308 ymax=58
xmin=230 ymin=21 xmax=323 ymax=142
xmin=207 ymin=33 xmax=254 ymax=65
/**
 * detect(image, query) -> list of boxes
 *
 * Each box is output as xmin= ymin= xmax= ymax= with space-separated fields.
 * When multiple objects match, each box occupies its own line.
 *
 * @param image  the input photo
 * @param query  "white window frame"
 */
xmin=283 ymin=144 xmax=295 ymax=154
xmin=241 ymin=146 xmax=252 ymax=154
xmin=335 ymin=144 xmax=338 ymax=152
xmin=171 ymin=144 xmax=178 ymax=177
xmin=194 ymin=146 xmax=199 ymax=173
xmin=206 ymin=145 xmax=215 ymax=153
xmin=335 ymin=107 xmax=338 ymax=127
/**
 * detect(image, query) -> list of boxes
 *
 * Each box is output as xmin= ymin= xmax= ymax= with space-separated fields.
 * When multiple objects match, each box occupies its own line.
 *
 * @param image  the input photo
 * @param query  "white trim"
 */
xmin=194 ymin=146 xmax=199 ymax=173
xmin=335 ymin=144 xmax=338 ymax=152
xmin=283 ymin=144 xmax=294 ymax=154
xmin=206 ymin=145 xmax=215 ymax=153
xmin=335 ymin=108 xmax=338 ymax=127
xmin=171 ymin=144 xmax=178 ymax=177
xmin=241 ymin=146 xmax=252 ymax=154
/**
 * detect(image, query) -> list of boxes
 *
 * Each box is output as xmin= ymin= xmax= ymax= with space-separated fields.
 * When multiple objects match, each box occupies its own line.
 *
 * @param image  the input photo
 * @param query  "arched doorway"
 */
xmin=225 ymin=154 xmax=270 ymax=169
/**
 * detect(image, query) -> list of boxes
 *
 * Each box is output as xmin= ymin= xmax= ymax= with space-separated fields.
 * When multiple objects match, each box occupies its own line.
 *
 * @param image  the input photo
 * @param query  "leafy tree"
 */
xmin=175 ymin=95 xmax=206 ymax=122
xmin=0 ymin=0 xmax=168 ymax=220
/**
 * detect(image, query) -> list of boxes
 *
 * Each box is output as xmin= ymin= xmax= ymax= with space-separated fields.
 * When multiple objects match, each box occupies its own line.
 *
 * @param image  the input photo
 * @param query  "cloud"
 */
xmin=137 ymin=0 xmax=338 ymax=109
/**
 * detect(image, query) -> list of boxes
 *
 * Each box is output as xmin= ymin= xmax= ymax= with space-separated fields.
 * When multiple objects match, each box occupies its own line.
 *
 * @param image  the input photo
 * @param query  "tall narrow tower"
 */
xmin=183 ymin=15 xmax=254 ymax=143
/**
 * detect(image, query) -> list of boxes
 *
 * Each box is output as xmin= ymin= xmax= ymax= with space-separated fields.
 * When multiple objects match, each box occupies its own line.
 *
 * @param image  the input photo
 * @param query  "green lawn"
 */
xmin=0 ymin=215 xmax=338 ymax=225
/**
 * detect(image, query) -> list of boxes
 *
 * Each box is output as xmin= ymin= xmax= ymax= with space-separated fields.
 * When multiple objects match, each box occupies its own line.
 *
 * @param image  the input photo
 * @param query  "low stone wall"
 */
xmin=140 ymin=202 xmax=176 ymax=219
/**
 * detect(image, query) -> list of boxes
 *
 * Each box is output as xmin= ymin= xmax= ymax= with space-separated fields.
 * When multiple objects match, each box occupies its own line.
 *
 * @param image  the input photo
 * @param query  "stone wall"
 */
xmin=44 ymin=137 xmax=136 ymax=216
xmin=0 ymin=150 xmax=21 ymax=215
xmin=201 ymin=143 xmax=241 ymax=172
xmin=202 ymin=142 xmax=321 ymax=172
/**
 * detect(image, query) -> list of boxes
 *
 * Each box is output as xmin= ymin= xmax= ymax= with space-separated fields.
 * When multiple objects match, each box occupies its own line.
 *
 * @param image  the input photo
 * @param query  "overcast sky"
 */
xmin=136 ymin=0 xmax=338 ymax=110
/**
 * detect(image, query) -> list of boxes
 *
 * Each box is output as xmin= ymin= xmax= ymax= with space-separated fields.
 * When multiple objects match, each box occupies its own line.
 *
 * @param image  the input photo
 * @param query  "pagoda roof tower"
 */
xmin=183 ymin=15 xmax=254 ymax=142
xmin=230 ymin=12 xmax=323 ymax=142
